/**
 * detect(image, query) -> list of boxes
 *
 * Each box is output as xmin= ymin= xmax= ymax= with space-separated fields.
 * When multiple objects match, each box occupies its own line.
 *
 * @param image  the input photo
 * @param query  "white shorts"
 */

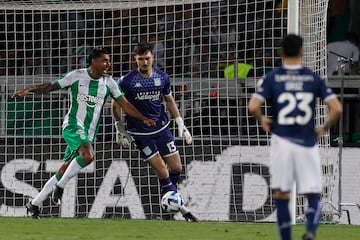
xmin=270 ymin=134 xmax=322 ymax=194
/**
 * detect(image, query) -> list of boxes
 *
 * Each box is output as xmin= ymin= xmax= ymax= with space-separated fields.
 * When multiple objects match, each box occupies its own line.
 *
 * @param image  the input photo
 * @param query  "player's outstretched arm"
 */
xmin=12 ymin=82 xmax=59 ymax=98
xmin=115 ymin=96 xmax=155 ymax=127
xmin=164 ymin=95 xmax=192 ymax=144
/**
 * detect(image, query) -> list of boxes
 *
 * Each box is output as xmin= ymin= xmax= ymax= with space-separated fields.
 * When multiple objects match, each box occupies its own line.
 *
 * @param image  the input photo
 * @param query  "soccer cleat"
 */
xmin=302 ymin=232 xmax=315 ymax=240
xmin=183 ymin=212 xmax=200 ymax=223
xmin=52 ymin=185 xmax=64 ymax=206
xmin=25 ymin=202 xmax=40 ymax=219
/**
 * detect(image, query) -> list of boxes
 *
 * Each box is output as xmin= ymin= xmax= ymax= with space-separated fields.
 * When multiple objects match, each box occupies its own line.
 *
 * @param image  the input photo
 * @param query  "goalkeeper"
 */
xmin=111 ymin=42 xmax=199 ymax=222
xmin=12 ymin=47 xmax=155 ymax=219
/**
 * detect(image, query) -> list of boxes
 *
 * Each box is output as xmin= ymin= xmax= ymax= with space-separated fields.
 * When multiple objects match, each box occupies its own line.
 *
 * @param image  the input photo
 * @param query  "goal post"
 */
xmin=287 ymin=0 xmax=299 ymax=225
xmin=0 ymin=0 xmax=336 ymax=222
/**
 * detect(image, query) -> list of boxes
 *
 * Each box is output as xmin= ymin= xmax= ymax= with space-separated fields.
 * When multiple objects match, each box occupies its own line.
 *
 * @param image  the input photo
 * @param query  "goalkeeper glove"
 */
xmin=175 ymin=117 xmax=192 ymax=145
xmin=114 ymin=121 xmax=132 ymax=148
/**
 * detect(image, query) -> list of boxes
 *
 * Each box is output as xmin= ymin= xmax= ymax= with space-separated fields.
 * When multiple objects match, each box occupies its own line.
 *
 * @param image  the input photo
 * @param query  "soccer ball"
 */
xmin=161 ymin=191 xmax=184 ymax=213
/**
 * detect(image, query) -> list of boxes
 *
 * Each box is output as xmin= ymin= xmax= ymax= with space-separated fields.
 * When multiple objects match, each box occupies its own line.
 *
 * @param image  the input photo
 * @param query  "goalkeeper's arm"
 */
xmin=111 ymin=99 xmax=132 ymax=148
xmin=164 ymin=95 xmax=192 ymax=144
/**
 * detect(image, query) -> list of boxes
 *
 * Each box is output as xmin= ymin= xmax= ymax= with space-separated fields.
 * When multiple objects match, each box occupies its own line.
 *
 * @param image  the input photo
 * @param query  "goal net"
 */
xmin=0 ymin=0 xmax=337 ymax=221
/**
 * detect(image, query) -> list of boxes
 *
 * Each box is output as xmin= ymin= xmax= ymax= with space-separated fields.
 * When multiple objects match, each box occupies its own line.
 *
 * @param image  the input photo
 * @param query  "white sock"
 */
xmin=56 ymin=158 xmax=82 ymax=188
xmin=32 ymin=175 xmax=58 ymax=206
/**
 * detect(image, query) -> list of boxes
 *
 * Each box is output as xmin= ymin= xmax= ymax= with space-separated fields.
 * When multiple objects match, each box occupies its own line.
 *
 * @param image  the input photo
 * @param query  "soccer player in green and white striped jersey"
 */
xmin=12 ymin=47 xmax=155 ymax=219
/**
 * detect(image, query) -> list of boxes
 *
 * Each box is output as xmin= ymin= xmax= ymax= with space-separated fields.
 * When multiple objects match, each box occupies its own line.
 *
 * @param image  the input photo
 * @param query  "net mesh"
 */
xmin=0 ymin=0 xmax=336 ymax=221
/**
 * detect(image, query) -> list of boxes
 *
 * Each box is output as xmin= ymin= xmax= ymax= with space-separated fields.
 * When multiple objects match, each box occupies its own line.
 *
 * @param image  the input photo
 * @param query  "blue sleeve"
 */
xmin=162 ymin=73 xmax=172 ymax=96
xmin=255 ymin=75 xmax=272 ymax=100
xmin=118 ymin=76 xmax=127 ymax=92
xmin=317 ymin=75 xmax=335 ymax=100
xmin=117 ymin=76 xmax=123 ymax=86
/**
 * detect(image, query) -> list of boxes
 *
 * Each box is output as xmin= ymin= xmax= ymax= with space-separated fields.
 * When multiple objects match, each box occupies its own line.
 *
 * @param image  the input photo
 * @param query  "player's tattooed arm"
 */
xmin=12 ymin=81 xmax=59 ymax=98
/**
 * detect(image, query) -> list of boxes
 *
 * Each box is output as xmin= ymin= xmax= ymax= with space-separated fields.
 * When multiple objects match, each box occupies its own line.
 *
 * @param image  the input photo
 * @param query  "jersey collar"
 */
xmin=283 ymin=64 xmax=303 ymax=70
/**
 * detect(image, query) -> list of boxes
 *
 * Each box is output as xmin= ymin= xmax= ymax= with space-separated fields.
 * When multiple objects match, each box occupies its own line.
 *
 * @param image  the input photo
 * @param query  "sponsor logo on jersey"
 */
xmin=154 ymin=78 xmax=161 ymax=86
xmin=135 ymin=91 xmax=160 ymax=101
xmin=135 ymin=82 xmax=142 ymax=88
xmin=77 ymin=94 xmax=104 ymax=108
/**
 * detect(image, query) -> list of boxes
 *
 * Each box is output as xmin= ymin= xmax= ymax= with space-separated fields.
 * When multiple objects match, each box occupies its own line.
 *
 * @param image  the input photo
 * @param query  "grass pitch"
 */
xmin=0 ymin=217 xmax=359 ymax=240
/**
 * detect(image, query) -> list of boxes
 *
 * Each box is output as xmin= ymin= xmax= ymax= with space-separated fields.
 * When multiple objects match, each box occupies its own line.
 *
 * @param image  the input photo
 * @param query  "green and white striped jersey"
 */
xmin=56 ymin=68 xmax=124 ymax=141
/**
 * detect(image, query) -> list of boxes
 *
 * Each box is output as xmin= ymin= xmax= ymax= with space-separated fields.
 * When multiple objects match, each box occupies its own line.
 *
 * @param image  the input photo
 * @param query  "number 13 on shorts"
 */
xmin=166 ymin=141 xmax=177 ymax=153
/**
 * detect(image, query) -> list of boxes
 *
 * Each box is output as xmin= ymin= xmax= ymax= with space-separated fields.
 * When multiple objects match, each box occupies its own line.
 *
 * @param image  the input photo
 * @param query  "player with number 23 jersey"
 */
xmin=253 ymin=66 xmax=336 ymax=147
xmin=248 ymin=35 xmax=342 ymax=240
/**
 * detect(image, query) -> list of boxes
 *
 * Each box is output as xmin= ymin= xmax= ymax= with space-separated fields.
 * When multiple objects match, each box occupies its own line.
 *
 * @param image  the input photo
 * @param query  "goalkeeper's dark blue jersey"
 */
xmin=252 ymin=64 xmax=336 ymax=147
xmin=118 ymin=68 xmax=172 ymax=135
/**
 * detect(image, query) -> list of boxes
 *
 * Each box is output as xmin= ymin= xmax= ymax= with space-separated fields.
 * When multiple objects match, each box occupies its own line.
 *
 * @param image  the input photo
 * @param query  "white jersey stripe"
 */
xmin=56 ymin=68 xmax=124 ymax=142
